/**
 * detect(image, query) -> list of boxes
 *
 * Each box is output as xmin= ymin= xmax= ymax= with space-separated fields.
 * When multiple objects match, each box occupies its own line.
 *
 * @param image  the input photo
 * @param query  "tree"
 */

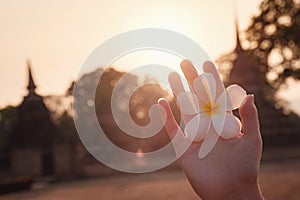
xmin=0 ymin=106 xmax=17 ymax=150
xmin=72 ymin=67 xmax=179 ymax=152
xmin=246 ymin=0 xmax=300 ymax=89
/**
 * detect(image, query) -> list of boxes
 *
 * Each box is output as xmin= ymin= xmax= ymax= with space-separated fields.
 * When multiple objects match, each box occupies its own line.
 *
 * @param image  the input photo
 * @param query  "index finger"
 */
xmin=202 ymin=61 xmax=225 ymax=97
xmin=180 ymin=60 xmax=199 ymax=92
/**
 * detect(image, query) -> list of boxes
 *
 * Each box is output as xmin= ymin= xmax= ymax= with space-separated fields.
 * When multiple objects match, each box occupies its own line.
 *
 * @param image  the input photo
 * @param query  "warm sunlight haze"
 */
xmin=0 ymin=0 xmax=272 ymax=109
xmin=1 ymin=1 xmax=300 ymax=199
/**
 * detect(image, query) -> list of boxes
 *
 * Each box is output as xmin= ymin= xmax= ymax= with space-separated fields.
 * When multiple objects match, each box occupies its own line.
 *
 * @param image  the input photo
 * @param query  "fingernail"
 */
xmin=157 ymin=101 xmax=167 ymax=120
xmin=249 ymin=94 xmax=255 ymax=104
xmin=241 ymin=94 xmax=254 ymax=107
xmin=158 ymin=98 xmax=165 ymax=103
xmin=157 ymin=98 xmax=166 ymax=112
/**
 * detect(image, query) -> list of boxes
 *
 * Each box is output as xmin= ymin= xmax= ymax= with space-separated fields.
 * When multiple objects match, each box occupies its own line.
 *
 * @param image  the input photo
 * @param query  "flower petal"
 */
xmin=177 ymin=92 xmax=200 ymax=115
xmin=185 ymin=113 xmax=211 ymax=142
xmin=198 ymin=127 xmax=219 ymax=159
xmin=202 ymin=61 xmax=226 ymax=99
xmin=211 ymin=112 xmax=226 ymax=136
xmin=211 ymin=91 xmax=226 ymax=135
xmin=225 ymin=84 xmax=247 ymax=110
xmin=193 ymin=73 xmax=216 ymax=106
xmin=220 ymin=113 xmax=241 ymax=139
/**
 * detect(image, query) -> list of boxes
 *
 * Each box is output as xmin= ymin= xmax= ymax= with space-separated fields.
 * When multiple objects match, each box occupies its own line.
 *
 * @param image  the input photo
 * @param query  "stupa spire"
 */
xmin=26 ymin=60 xmax=37 ymax=95
xmin=234 ymin=4 xmax=243 ymax=52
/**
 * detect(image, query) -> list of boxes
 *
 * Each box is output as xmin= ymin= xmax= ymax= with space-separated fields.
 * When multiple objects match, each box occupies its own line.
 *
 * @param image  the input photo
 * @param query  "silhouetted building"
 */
xmin=225 ymin=21 xmax=300 ymax=146
xmin=6 ymin=62 xmax=82 ymax=179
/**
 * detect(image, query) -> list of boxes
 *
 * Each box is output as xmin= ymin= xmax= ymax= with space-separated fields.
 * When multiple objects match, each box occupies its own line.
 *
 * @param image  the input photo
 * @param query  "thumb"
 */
xmin=158 ymin=98 xmax=185 ymax=140
xmin=239 ymin=95 xmax=262 ymax=142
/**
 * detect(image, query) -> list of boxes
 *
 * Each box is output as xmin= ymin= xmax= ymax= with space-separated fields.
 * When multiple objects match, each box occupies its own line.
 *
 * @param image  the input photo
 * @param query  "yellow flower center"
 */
xmin=203 ymin=101 xmax=219 ymax=116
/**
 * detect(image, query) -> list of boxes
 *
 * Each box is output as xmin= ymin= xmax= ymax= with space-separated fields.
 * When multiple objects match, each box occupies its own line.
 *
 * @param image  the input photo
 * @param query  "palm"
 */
xmin=179 ymin=135 xmax=261 ymax=198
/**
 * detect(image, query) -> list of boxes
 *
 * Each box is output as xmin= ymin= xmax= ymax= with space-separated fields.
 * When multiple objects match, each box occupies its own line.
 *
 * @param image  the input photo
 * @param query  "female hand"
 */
xmin=158 ymin=60 xmax=264 ymax=199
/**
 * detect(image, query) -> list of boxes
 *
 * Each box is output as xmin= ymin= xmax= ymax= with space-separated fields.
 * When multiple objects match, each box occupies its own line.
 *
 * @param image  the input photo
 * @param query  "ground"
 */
xmin=1 ymin=155 xmax=300 ymax=200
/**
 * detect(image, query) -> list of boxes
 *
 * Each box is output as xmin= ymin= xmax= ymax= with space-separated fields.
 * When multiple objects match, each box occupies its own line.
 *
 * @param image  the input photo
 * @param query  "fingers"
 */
xmin=180 ymin=60 xmax=199 ymax=92
xmin=158 ymin=99 xmax=191 ymax=159
xmin=168 ymin=69 xmax=195 ymax=124
xmin=203 ymin=61 xmax=225 ymax=97
xmin=158 ymin=98 xmax=185 ymax=141
xmin=169 ymin=71 xmax=185 ymax=96
xmin=239 ymin=95 xmax=262 ymax=142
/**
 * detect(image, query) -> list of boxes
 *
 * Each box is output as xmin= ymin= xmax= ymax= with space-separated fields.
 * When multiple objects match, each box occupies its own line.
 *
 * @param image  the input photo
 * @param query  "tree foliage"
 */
xmin=73 ymin=67 xmax=178 ymax=152
xmin=246 ymin=0 xmax=300 ymax=89
xmin=0 ymin=106 xmax=17 ymax=149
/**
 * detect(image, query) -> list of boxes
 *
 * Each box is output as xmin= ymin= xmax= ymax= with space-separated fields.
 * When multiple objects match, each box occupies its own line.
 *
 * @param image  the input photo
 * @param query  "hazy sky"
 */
xmin=0 ymin=0 xmax=266 ymax=108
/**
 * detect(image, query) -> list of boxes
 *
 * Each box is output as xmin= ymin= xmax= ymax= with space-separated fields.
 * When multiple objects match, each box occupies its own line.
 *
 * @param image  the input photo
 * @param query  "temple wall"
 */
xmin=11 ymin=148 xmax=41 ymax=177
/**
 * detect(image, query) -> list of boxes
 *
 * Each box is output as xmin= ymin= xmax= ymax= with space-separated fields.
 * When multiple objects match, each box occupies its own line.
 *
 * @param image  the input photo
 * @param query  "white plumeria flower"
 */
xmin=177 ymin=73 xmax=247 ymax=158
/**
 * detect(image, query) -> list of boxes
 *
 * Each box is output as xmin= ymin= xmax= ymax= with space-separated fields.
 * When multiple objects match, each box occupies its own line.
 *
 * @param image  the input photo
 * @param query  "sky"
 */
xmin=0 ymin=0 xmax=285 ymax=110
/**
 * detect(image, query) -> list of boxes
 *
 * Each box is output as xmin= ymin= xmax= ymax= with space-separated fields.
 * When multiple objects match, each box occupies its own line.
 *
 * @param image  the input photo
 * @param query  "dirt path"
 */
xmin=1 ymin=159 xmax=300 ymax=200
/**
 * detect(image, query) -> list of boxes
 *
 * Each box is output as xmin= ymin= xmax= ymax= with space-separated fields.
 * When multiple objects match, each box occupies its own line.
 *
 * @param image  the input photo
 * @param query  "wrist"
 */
xmin=196 ymin=182 xmax=264 ymax=200
xmin=230 ymin=182 xmax=264 ymax=200
xmin=199 ymin=182 xmax=264 ymax=200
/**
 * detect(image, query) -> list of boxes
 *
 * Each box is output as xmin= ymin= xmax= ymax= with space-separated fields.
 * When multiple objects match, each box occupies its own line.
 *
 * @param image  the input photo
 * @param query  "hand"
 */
xmin=158 ymin=60 xmax=264 ymax=199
